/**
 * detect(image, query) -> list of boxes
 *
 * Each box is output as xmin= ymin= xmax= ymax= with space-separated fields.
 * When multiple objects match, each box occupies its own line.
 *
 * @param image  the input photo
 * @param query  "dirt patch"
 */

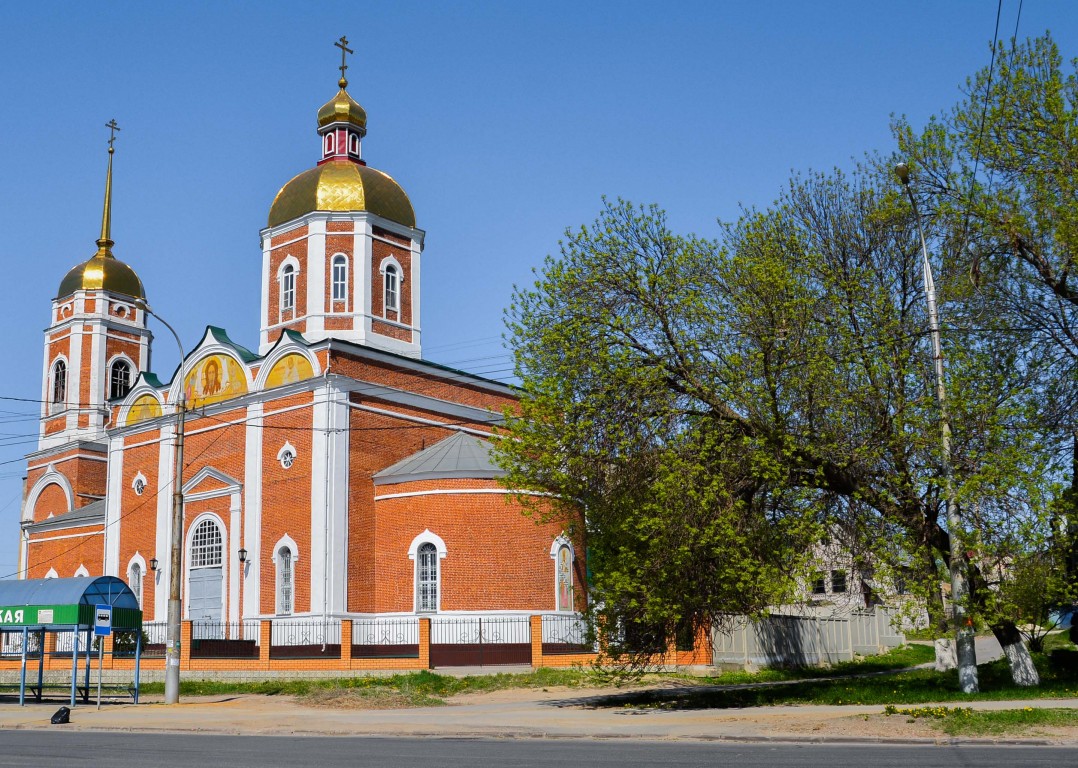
xmin=302 ymin=687 xmax=446 ymax=710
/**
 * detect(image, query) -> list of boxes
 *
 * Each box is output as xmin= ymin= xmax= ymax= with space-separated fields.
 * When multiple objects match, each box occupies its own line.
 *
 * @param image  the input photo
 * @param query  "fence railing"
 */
xmin=351 ymin=617 xmax=419 ymax=658
xmin=270 ymin=618 xmax=341 ymax=659
xmin=0 ymin=629 xmax=42 ymax=658
xmin=430 ymin=615 xmax=532 ymax=666
xmin=712 ymin=606 xmax=905 ymax=667
xmin=191 ymin=620 xmax=260 ymax=658
xmin=540 ymin=614 xmax=593 ymax=654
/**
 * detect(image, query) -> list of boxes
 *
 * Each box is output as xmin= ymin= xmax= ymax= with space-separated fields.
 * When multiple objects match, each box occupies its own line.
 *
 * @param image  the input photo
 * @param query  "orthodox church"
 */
xmin=18 ymin=45 xmax=582 ymax=633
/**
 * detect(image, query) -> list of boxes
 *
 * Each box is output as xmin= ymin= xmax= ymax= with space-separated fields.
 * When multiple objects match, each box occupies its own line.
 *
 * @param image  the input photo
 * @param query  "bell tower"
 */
xmin=259 ymin=38 xmax=425 ymax=358
xmin=40 ymin=122 xmax=152 ymax=450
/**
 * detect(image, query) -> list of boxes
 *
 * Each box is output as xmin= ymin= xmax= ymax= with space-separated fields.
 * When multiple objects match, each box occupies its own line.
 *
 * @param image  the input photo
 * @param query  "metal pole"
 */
xmin=137 ymin=300 xmax=186 ymax=705
xmin=896 ymin=163 xmax=979 ymax=693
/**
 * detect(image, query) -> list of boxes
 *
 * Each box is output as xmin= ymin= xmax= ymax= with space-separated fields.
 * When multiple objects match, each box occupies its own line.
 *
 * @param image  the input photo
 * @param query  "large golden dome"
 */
xmin=57 ymin=249 xmax=146 ymax=300
xmin=267 ymin=159 xmax=416 ymax=229
xmin=317 ymin=86 xmax=367 ymax=131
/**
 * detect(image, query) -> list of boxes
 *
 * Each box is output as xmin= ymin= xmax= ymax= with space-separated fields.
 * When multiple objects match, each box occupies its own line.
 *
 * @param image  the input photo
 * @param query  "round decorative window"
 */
xmin=133 ymin=477 xmax=146 ymax=495
xmin=280 ymin=450 xmax=295 ymax=469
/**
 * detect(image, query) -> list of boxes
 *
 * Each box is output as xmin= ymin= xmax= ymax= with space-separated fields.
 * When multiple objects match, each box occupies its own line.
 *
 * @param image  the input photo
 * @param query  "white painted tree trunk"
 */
xmin=1001 ymin=639 xmax=1040 ymax=687
xmin=934 ymin=638 xmax=957 ymax=671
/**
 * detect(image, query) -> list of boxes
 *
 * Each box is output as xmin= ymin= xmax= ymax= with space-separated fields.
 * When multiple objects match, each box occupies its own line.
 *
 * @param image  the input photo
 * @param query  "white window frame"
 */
xmin=74 ymin=564 xmax=89 ymax=578
xmin=272 ymin=535 xmax=300 ymax=616
xmin=379 ymin=257 xmax=403 ymax=316
xmin=127 ymin=554 xmax=147 ymax=608
xmin=331 ymin=253 xmax=348 ymax=309
xmin=277 ymin=257 xmax=301 ymax=318
xmin=408 ymin=530 xmax=447 ymax=614
xmin=189 ymin=518 xmax=223 ymax=569
xmin=108 ymin=356 xmax=134 ymax=401
xmin=550 ymin=536 xmax=576 ymax=612
xmin=50 ymin=357 xmax=68 ymax=412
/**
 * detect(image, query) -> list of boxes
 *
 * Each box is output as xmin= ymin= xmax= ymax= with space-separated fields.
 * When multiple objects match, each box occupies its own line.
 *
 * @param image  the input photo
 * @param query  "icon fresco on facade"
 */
xmin=184 ymin=354 xmax=248 ymax=409
xmin=265 ymin=353 xmax=314 ymax=389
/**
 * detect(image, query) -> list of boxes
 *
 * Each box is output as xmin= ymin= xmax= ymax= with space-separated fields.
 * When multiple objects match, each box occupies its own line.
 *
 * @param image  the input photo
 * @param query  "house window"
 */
xmin=416 ymin=542 xmax=438 ymax=612
xmin=281 ymin=263 xmax=296 ymax=312
xmin=52 ymin=360 xmax=67 ymax=405
xmin=556 ymin=544 xmax=573 ymax=612
xmin=831 ymin=570 xmax=847 ymax=594
xmin=384 ymin=264 xmax=399 ymax=314
xmin=109 ymin=360 xmax=131 ymax=400
xmin=190 ymin=519 xmax=223 ymax=567
xmin=811 ymin=573 xmax=827 ymax=595
xmin=129 ymin=563 xmax=143 ymax=608
xmin=331 ymin=255 xmax=348 ymax=306
xmin=277 ymin=547 xmax=293 ymax=615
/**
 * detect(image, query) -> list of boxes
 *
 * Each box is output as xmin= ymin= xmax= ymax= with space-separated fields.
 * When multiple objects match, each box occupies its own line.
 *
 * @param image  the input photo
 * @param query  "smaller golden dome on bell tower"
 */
xmin=57 ymin=120 xmax=146 ymax=301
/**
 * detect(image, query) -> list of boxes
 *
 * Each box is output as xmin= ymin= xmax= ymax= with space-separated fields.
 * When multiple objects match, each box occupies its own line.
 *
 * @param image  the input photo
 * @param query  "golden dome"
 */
xmin=268 ymin=159 xmax=416 ymax=228
xmin=317 ymin=87 xmax=367 ymax=131
xmin=57 ymin=249 xmax=146 ymax=300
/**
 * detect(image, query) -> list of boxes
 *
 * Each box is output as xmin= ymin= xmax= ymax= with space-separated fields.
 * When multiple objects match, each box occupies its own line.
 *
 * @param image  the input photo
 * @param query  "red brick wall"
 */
xmin=26 ymin=524 xmax=104 ymax=578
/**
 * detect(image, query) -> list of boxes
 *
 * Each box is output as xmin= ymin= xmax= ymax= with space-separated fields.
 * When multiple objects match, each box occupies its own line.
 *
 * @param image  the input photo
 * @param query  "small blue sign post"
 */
xmin=94 ymin=605 xmax=111 ymax=709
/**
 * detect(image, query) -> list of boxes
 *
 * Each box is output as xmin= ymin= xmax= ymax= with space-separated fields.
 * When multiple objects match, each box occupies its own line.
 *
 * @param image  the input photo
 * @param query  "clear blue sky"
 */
xmin=0 ymin=1 xmax=1071 ymax=576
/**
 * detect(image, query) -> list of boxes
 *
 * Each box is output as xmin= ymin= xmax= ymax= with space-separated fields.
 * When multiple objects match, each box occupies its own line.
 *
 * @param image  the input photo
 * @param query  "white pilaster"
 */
xmin=259 ymin=233 xmax=272 ymax=354
xmin=103 ymin=434 xmax=125 ymax=576
xmin=243 ymin=401 xmax=263 ymax=618
xmin=154 ymin=424 xmax=174 ymax=622
xmin=228 ymin=490 xmax=242 ymax=623
xmin=307 ymin=219 xmax=327 ymax=336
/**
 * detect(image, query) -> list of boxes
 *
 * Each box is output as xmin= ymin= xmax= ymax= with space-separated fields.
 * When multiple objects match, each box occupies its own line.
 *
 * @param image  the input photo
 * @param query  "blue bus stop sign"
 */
xmin=94 ymin=605 xmax=112 ymax=637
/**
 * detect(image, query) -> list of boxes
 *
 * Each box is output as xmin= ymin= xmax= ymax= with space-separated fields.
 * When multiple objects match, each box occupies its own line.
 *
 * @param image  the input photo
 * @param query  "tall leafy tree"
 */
xmin=895 ymin=32 xmax=1078 ymax=642
xmin=501 ymin=171 xmax=1051 ymax=680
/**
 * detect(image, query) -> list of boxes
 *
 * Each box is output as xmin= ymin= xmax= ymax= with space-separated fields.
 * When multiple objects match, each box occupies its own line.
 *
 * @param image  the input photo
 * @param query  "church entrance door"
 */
xmin=189 ymin=518 xmax=225 ymax=640
xmin=189 ymin=567 xmax=224 ymax=638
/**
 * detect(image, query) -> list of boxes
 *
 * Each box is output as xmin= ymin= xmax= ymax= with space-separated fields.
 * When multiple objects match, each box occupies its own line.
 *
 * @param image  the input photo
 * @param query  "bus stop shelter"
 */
xmin=0 ymin=576 xmax=143 ymax=706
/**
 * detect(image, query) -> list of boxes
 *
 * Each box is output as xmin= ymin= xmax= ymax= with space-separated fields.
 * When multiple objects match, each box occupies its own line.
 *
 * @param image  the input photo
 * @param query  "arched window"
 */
xmin=416 ymin=542 xmax=438 ymax=612
xmin=331 ymin=254 xmax=348 ymax=306
xmin=109 ymin=360 xmax=131 ymax=400
xmin=384 ymin=264 xmax=399 ymax=314
xmin=52 ymin=360 xmax=67 ymax=405
xmin=555 ymin=544 xmax=574 ymax=611
xmin=190 ymin=519 xmax=223 ymax=567
xmin=277 ymin=547 xmax=294 ymax=615
xmin=129 ymin=562 xmax=143 ymax=608
xmin=281 ymin=263 xmax=296 ymax=312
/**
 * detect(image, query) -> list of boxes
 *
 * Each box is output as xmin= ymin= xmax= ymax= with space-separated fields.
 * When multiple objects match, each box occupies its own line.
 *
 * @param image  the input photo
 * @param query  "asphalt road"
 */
xmin=0 ymin=733 xmax=1072 ymax=768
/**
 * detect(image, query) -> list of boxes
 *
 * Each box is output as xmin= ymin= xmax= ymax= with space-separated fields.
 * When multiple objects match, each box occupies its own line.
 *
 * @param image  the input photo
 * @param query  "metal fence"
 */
xmin=0 ymin=629 xmax=42 ymax=658
xmin=191 ymin=620 xmax=260 ymax=658
xmin=140 ymin=620 xmax=168 ymax=658
xmin=540 ymin=614 xmax=593 ymax=655
xmin=430 ymin=615 xmax=532 ymax=666
xmin=712 ymin=607 xmax=905 ymax=667
xmin=351 ymin=617 xmax=419 ymax=659
xmin=270 ymin=618 xmax=341 ymax=659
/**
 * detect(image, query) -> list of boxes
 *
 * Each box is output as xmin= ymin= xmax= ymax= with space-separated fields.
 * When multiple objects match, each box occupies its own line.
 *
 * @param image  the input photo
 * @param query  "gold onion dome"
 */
xmin=58 ymin=250 xmax=146 ymax=300
xmin=58 ymin=125 xmax=146 ymax=300
xmin=268 ymin=160 xmax=416 ymax=229
xmin=317 ymin=82 xmax=367 ymax=131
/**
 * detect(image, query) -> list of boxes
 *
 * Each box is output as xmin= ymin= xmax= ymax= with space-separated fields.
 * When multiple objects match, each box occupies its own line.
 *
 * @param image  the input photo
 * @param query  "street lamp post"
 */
xmin=895 ymin=162 xmax=979 ymax=694
xmin=136 ymin=299 xmax=186 ymax=704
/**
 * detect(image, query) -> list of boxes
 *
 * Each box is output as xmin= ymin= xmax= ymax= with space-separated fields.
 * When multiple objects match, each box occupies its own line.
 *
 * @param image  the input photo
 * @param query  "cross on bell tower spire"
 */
xmin=334 ymin=35 xmax=353 ymax=89
xmin=98 ymin=119 xmax=121 ymax=254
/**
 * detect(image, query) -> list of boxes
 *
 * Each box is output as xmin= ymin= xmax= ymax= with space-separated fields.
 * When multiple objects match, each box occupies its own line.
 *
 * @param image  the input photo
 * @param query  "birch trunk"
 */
xmin=992 ymin=622 xmax=1040 ymax=687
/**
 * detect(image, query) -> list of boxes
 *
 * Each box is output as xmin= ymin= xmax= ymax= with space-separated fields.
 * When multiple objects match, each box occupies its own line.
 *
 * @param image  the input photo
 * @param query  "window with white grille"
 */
xmin=190 ymin=520 xmax=222 ymax=568
xmin=384 ymin=264 xmax=399 ymax=314
xmin=277 ymin=547 xmax=293 ymax=615
xmin=416 ymin=542 xmax=438 ymax=612
xmin=52 ymin=360 xmax=67 ymax=405
xmin=281 ymin=263 xmax=296 ymax=312
xmin=109 ymin=359 xmax=132 ymax=400
xmin=129 ymin=562 xmax=143 ymax=608
xmin=331 ymin=254 xmax=348 ymax=306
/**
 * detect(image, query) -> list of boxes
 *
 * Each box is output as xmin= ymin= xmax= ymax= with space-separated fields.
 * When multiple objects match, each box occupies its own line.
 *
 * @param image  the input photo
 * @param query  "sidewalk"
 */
xmin=1 ymin=687 xmax=1076 ymax=745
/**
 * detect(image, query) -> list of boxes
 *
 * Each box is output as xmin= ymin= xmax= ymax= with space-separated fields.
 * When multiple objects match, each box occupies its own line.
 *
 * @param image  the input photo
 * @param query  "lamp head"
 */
xmin=895 ymin=162 xmax=911 ymax=186
xmin=149 ymin=557 xmax=158 ymax=572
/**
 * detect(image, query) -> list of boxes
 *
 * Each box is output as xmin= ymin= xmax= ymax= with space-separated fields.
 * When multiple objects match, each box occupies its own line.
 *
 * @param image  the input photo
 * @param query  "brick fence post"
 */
xmin=260 ymin=619 xmax=272 ymax=669
xmin=180 ymin=620 xmax=192 ymax=669
xmin=340 ymin=619 xmax=353 ymax=667
xmin=418 ymin=617 xmax=431 ymax=670
xmin=530 ymin=615 xmax=543 ymax=669
xmin=102 ymin=634 xmax=115 ymax=669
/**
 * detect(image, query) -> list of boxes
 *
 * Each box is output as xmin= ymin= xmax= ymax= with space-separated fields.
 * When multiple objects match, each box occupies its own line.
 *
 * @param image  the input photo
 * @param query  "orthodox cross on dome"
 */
xmin=334 ymin=35 xmax=354 ymax=88
xmin=105 ymin=119 xmax=121 ymax=154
